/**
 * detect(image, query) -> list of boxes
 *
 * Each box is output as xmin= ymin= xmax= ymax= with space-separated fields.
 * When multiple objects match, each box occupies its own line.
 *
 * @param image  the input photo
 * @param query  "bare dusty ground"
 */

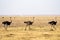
xmin=0 ymin=16 xmax=60 ymax=40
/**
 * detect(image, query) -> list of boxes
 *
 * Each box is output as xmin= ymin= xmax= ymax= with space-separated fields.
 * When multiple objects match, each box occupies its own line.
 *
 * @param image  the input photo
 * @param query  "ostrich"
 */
xmin=48 ymin=17 xmax=57 ymax=31
xmin=24 ymin=17 xmax=35 ymax=30
xmin=2 ymin=17 xmax=12 ymax=31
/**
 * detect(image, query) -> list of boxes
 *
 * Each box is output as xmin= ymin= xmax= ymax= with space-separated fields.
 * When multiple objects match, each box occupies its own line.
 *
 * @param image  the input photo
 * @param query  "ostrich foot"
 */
xmin=50 ymin=29 xmax=54 ymax=31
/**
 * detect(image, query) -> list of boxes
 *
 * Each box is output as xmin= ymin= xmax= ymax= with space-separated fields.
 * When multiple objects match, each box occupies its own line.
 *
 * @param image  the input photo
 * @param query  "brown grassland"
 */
xmin=0 ymin=16 xmax=60 ymax=40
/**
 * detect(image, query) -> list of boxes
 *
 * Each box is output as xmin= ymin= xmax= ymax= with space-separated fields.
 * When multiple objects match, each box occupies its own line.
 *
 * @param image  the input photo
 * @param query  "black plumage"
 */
xmin=2 ymin=21 xmax=12 ymax=25
xmin=48 ymin=21 xmax=57 ymax=25
xmin=24 ymin=21 xmax=33 ymax=25
xmin=48 ymin=21 xmax=57 ymax=31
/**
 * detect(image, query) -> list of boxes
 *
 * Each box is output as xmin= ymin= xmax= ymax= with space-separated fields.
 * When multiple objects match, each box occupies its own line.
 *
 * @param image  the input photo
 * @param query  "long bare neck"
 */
xmin=55 ymin=21 xmax=57 ymax=23
xmin=2 ymin=17 xmax=4 ymax=21
xmin=10 ymin=17 xmax=12 ymax=23
xmin=54 ymin=17 xmax=57 ymax=22
xmin=32 ymin=17 xmax=35 ymax=22
xmin=10 ymin=20 xmax=12 ymax=23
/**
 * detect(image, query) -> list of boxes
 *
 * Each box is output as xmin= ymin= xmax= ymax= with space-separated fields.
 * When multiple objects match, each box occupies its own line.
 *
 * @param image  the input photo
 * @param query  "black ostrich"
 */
xmin=48 ymin=18 xmax=57 ymax=31
xmin=2 ymin=17 xmax=12 ymax=31
xmin=24 ymin=17 xmax=35 ymax=30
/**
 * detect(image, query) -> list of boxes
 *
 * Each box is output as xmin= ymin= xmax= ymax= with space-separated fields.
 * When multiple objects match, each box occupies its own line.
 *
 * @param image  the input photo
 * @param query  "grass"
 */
xmin=0 ymin=26 xmax=60 ymax=40
xmin=0 ymin=16 xmax=60 ymax=40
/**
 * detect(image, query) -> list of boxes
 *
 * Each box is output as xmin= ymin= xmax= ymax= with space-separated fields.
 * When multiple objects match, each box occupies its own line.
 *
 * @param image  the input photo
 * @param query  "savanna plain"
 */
xmin=0 ymin=16 xmax=60 ymax=40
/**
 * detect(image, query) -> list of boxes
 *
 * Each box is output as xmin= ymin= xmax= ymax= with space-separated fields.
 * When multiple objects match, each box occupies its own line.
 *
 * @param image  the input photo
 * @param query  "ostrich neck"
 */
xmin=10 ymin=19 xmax=12 ymax=23
xmin=10 ymin=18 xmax=12 ymax=23
xmin=54 ymin=17 xmax=57 ymax=22
xmin=56 ymin=21 xmax=57 ymax=22
xmin=33 ymin=18 xmax=34 ymax=22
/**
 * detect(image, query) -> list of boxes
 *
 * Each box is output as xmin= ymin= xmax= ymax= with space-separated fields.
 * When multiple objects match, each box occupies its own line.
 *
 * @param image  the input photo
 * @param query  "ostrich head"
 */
xmin=2 ymin=17 xmax=4 ymax=18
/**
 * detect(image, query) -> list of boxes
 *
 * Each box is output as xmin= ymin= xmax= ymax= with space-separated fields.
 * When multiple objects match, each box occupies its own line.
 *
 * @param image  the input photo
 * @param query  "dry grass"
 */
xmin=0 ymin=16 xmax=60 ymax=40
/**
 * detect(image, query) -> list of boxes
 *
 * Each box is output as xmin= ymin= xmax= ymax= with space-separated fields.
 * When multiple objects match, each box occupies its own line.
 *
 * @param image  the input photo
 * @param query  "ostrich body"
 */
xmin=24 ymin=17 xmax=35 ymax=30
xmin=2 ymin=17 xmax=12 ymax=30
xmin=48 ymin=21 xmax=57 ymax=25
xmin=24 ymin=21 xmax=33 ymax=25
xmin=48 ymin=20 xmax=57 ymax=30
xmin=2 ymin=21 xmax=12 ymax=26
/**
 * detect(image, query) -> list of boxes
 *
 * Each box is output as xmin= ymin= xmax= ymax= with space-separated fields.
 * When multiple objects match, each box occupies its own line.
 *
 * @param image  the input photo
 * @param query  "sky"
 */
xmin=0 ymin=0 xmax=60 ymax=16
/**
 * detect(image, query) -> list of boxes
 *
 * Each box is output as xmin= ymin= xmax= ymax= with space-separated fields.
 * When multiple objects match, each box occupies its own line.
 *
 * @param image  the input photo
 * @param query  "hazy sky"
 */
xmin=0 ymin=0 xmax=60 ymax=16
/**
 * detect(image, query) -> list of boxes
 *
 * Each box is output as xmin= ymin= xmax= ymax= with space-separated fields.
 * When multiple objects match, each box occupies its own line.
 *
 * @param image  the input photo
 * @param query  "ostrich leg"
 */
xmin=52 ymin=25 xmax=56 ymax=30
xmin=25 ymin=25 xmax=28 ymax=30
xmin=50 ymin=25 xmax=56 ymax=31
xmin=50 ymin=25 xmax=54 ymax=31
xmin=29 ymin=25 xmax=31 ymax=30
xmin=5 ymin=27 xmax=7 ymax=31
xmin=4 ymin=25 xmax=8 ymax=31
